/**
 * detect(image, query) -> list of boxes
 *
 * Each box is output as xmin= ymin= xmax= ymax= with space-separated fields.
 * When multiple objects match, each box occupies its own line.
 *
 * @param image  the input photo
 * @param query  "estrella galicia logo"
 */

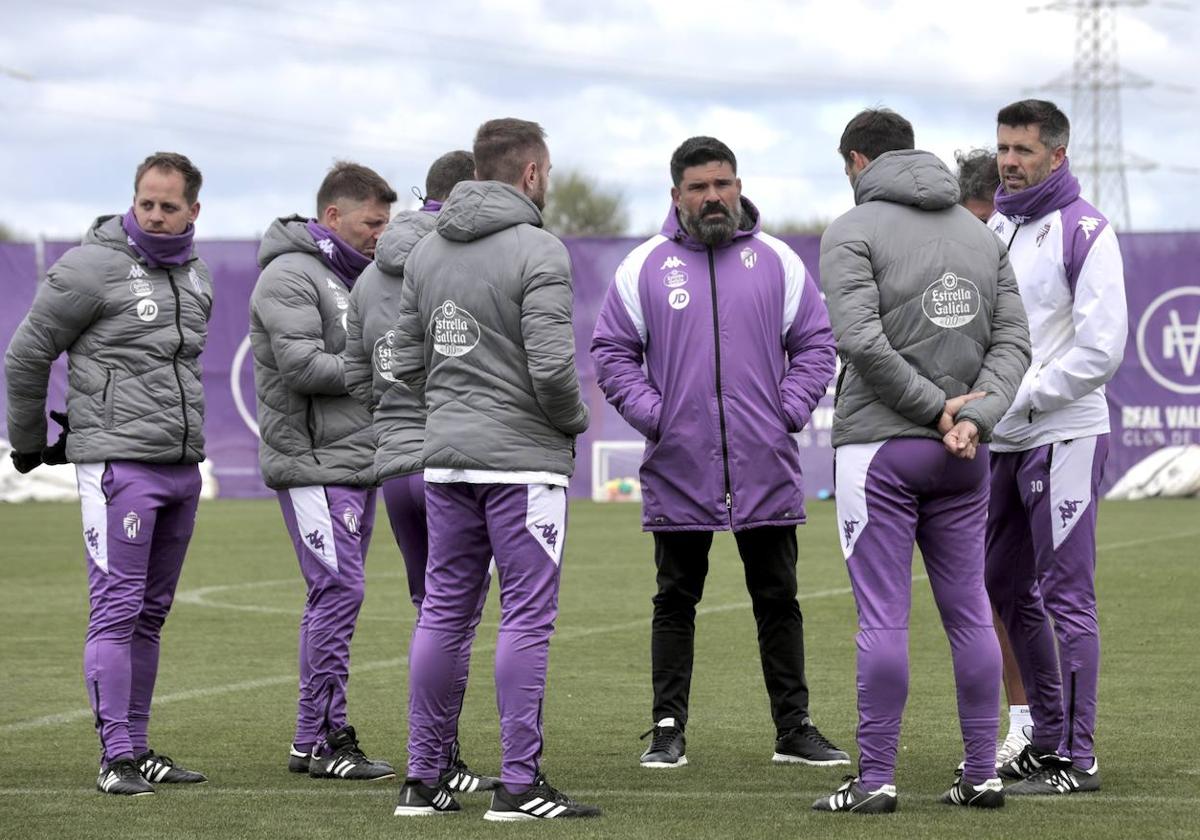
xmin=429 ymin=300 xmax=481 ymax=358
xmin=123 ymin=512 xmax=141 ymax=540
xmin=922 ymin=272 xmax=981 ymax=329
xmin=305 ymin=529 xmax=326 ymax=554
xmin=1058 ymin=498 xmax=1083 ymax=528
xmin=663 ymin=269 xmax=688 ymax=288
xmin=372 ymin=330 xmax=397 ymax=383
xmin=536 ymin=522 xmax=559 ymax=549
xmin=85 ymin=526 xmax=100 ymax=551
xmin=842 ymin=518 xmax=860 ymax=548
xmin=129 ymin=278 xmax=154 ymax=297
xmin=1135 ymin=286 xmax=1200 ymax=396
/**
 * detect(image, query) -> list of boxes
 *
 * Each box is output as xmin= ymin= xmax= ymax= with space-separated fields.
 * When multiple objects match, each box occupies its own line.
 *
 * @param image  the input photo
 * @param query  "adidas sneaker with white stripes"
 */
xmin=96 ymin=758 xmax=155 ymax=796
xmin=483 ymin=773 xmax=601 ymax=821
xmin=136 ymin=750 xmax=207 ymax=784
xmin=812 ymin=776 xmax=898 ymax=814
xmin=444 ymin=740 xmax=499 ymax=792
xmin=308 ymin=724 xmax=395 ymax=781
xmin=941 ymin=776 xmax=1005 ymax=808
xmin=393 ymin=778 xmax=461 ymax=816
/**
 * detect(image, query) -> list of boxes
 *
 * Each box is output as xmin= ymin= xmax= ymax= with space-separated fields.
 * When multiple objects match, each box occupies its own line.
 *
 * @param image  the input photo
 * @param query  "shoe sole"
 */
xmin=640 ymin=756 xmax=688 ymax=769
xmin=393 ymin=805 xmax=457 ymax=816
xmin=773 ymin=753 xmax=851 ymax=766
xmin=309 ymin=771 xmax=397 ymax=781
xmin=484 ymin=810 xmax=538 ymax=822
xmin=98 ymin=789 xmax=155 ymax=797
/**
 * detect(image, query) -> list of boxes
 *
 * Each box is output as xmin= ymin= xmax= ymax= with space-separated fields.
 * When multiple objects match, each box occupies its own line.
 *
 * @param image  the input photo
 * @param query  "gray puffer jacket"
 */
xmin=249 ymin=216 xmax=374 ymax=489
xmin=392 ymin=181 xmax=589 ymax=476
xmin=5 ymin=214 xmax=212 ymax=463
xmin=344 ymin=207 xmax=437 ymax=481
xmin=819 ymin=150 xmax=1031 ymax=447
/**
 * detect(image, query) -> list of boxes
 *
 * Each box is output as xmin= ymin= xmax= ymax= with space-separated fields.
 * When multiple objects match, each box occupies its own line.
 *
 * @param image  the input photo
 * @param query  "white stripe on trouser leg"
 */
xmin=288 ymin=486 xmax=339 ymax=572
xmin=76 ymin=463 xmax=110 ymax=573
xmin=833 ymin=442 xmax=886 ymax=560
xmin=525 ymin=485 xmax=566 ymax=565
xmin=1049 ymin=436 xmax=1099 ymax=550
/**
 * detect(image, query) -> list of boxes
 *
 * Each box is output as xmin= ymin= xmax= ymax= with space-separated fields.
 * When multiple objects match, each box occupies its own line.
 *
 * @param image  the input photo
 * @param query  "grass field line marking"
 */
xmin=0 ymin=577 xmax=873 ymax=735
xmin=174 ymin=573 xmax=413 ymax=622
xmin=3 ymin=527 xmax=1185 ymax=735
xmin=0 ymin=787 xmax=1193 ymax=805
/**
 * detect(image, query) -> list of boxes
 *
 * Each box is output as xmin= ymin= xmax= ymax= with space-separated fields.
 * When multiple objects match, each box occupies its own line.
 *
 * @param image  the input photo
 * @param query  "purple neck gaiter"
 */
xmin=121 ymin=209 xmax=195 ymax=268
xmin=305 ymin=220 xmax=371 ymax=288
xmin=421 ymin=199 xmax=443 ymax=214
xmin=994 ymin=157 xmax=1081 ymax=223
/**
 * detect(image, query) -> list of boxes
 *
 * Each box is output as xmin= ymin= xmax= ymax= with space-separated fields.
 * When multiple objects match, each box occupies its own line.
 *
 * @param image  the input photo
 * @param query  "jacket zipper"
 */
xmin=706 ymin=248 xmax=734 ymax=525
xmin=167 ymin=271 xmax=189 ymax=463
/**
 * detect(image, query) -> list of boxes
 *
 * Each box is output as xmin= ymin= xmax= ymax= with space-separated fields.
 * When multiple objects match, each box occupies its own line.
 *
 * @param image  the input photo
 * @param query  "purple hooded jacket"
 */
xmin=591 ymin=199 xmax=836 ymax=532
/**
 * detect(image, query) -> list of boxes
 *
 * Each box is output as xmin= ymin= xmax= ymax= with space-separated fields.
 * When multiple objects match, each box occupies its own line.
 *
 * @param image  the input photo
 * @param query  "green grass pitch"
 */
xmin=1 ymin=498 xmax=1197 ymax=839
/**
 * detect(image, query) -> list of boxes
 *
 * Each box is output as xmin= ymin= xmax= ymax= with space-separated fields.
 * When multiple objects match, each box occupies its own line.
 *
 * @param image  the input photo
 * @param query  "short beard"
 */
xmin=680 ymin=200 xmax=741 ymax=246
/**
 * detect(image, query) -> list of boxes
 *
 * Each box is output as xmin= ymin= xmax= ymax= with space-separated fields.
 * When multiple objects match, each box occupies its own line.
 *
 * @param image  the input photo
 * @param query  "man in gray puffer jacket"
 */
xmin=389 ymin=119 xmax=598 ymax=821
xmin=249 ymin=161 xmax=396 ymax=782
xmin=343 ymin=150 xmax=498 ymax=793
xmin=812 ymin=109 xmax=1030 ymax=815
xmin=5 ymin=152 xmax=212 ymax=796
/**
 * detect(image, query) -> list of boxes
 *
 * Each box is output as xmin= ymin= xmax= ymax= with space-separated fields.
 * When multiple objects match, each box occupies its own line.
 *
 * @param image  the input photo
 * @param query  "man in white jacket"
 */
xmin=983 ymin=99 xmax=1127 ymax=797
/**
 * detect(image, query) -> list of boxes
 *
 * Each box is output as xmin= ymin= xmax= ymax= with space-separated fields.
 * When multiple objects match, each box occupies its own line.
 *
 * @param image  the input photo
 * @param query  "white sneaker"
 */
xmin=995 ymin=727 xmax=1032 ymax=769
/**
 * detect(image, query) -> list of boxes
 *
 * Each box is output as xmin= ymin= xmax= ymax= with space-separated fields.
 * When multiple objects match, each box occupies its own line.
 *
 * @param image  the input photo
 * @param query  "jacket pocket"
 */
xmin=305 ymin=398 xmax=324 ymax=462
xmin=102 ymin=369 xmax=118 ymax=430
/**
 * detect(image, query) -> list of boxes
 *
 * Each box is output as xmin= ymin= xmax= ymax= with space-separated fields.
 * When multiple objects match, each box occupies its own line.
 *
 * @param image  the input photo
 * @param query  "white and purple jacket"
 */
xmin=591 ymin=199 xmax=836 ymax=532
xmin=988 ymin=160 xmax=1127 ymax=452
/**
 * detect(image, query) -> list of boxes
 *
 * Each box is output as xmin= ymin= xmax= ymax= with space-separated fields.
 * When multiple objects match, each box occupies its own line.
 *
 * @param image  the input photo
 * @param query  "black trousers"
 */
xmin=650 ymin=525 xmax=810 ymax=733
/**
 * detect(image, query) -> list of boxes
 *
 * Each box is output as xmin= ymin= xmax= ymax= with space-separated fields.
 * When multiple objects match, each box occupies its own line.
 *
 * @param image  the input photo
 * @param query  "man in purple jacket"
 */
xmin=591 ymin=136 xmax=847 ymax=769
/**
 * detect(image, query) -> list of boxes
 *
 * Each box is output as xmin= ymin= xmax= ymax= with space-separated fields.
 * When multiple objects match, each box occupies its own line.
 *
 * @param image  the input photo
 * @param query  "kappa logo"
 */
xmin=123 ymin=512 xmax=141 ymax=540
xmin=1058 ymin=498 xmax=1083 ymax=528
xmin=668 ymin=288 xmax=690 ymax=310
xmin=660 ymin=256 xmax=686 ymax=270
xmin=127 ymin=263 xmax=148 ymax=280
xmin=993 ymin=221 xmax=1006 ymax=236
xmin=187 ymin=267 xmax=203 ymax=294
xmin=1078 ymin=216 xmax=1102 ymax=240
xmin=1036 ymin=223 xmax=1052 ymax=247
xmin=842 ymin=518 xmax=860 ymax=548
xmin=136 ymin=298 xmax=159 ymax=322
xmin=129 ymin=278 xmax=154 ymax=297
xmin=740 ymin=247 xmax=757 ymax=269
xmin=342 ymin=509 xmax=360 ymax=536
xmin=305 ymin=529 xmax=326 ymax=554
xmin=85 ymin=526 xmax=100 ymax=552
xmin=326 ymin=278 xmax=340 ymax=291
xmin=316 ymin=238 xmax=337 ymax=259
xmin=663 ymin=269 xmax=689 ymax=288
xmin=536 ymin=521 xmax=559 ymax=549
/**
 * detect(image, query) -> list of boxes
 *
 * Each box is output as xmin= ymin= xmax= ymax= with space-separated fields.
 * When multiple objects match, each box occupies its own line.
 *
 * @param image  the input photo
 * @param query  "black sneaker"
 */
xmin=773 ymin=718 xmax=851 ymax=766
xmin=308 ymin=725 xmax=396 ymax=781
xmin=96 ymin=758 xmax=155 ymax=796
xmin=136 ymin=750 xmax=207 ymax=784
xmin=1006 ymin=761 xmax=1101 ymax=796
xmin=941 ymin=776 xmax=1005 ymax=808
xmin=444 ymin=740 xmax=499 ymax=792
xmin=288 ymin=745 xmax=310 ymax=774
xmin=812 ymin=775 xmax=897 ymax=814
xmin=483 ymin=773 xmax=602 ymax=821
xmin=393 ymin=777 xmax=462 ymax=816
xmin=998 ymin=743 xmax=1072 ymax=780
xmin=639 ymin=717 xmax=687 ymax=768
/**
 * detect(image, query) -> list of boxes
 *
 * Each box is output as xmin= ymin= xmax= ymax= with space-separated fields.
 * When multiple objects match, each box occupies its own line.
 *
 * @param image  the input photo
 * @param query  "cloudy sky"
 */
xmin=2 ymin=0 xmax=1197 ymax=240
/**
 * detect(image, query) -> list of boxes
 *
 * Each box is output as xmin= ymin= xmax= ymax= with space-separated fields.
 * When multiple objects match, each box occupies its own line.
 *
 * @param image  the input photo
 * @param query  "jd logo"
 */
xmin=668 ymin=289 xmax=690 ymax=310
xmin=136 ymin=299 xmax=159 ymax=322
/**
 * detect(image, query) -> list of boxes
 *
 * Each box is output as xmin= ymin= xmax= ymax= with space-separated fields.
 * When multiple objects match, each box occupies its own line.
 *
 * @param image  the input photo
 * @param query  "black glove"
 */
xmin=11 ymin=450 xmax=42 ymax=474
xmin=41 ymin=410 xmax=70 ymax=466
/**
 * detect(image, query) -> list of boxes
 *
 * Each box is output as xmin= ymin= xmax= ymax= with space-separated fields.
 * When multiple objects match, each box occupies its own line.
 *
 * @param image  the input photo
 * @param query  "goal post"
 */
xmin=590 ymin=440 xmax=645 ymax=502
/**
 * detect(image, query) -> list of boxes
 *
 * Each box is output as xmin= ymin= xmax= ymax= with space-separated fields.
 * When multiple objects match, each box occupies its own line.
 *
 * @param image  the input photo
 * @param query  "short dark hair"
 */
xmin=425 ymin=150 xmax=475 ymax=201
xmin=955 ymin=148 xmax=1000 ymax=204
xmin=473 ymin=118 xmax=547 ymax=184
xmin=316 ymin=161 xmax=398 ymax=216
xmin=838 ymin=109 xmax=914 ymax=164
xmin=670 ymin=136 xmax=737 ymax=187
xmin=997 ymin=99 xmax=1070 ymax=150
xmin=134 ymin=152 xmax=203 ymax=205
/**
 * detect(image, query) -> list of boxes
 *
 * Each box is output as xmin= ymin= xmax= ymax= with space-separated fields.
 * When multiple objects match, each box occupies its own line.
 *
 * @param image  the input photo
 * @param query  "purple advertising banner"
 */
xmin=2 ymin=231 xmax=1196 ymax=500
